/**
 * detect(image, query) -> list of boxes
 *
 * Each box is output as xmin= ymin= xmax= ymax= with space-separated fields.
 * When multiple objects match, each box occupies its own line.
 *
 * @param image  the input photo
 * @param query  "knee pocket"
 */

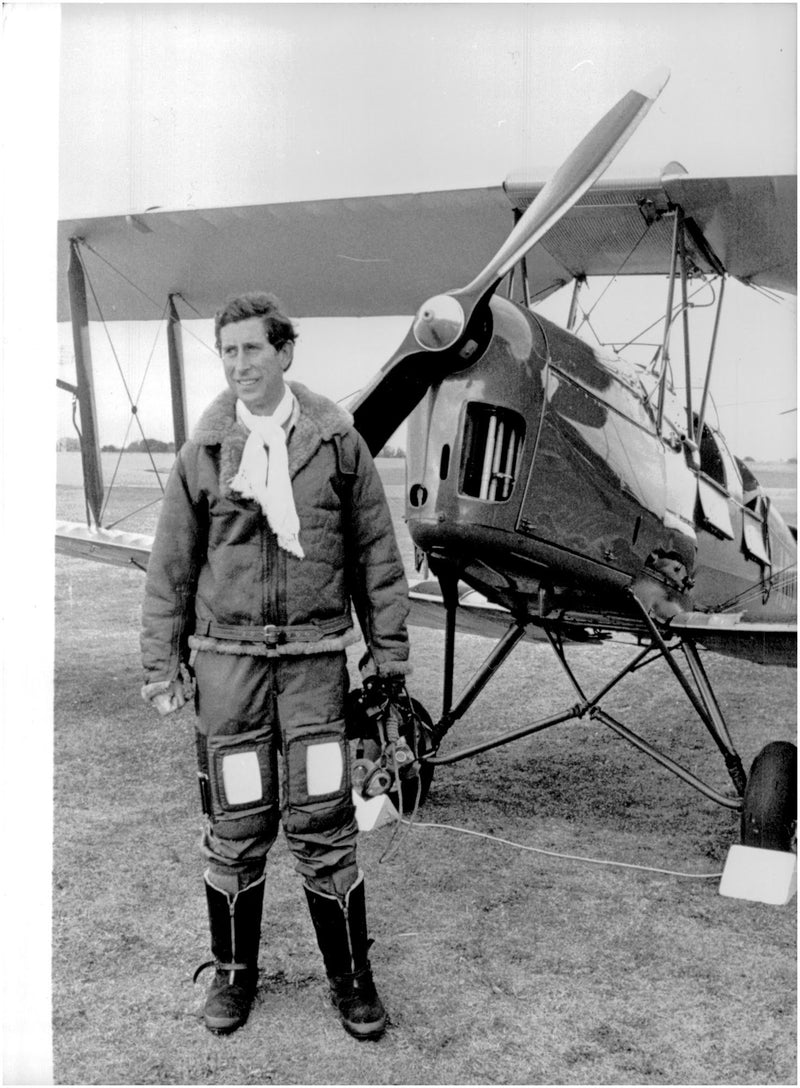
xmin=197 ymin=726 xmax=279 ymax=837
xmin=211 ymin=809 xmax=279 ymax=842
xmin=282 ymin=722 xmax=352 ymax=835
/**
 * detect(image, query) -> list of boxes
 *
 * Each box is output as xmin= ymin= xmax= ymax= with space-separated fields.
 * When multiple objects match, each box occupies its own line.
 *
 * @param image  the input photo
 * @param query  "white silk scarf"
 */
xmin=231 ymin=388 xmax=304 ymax=559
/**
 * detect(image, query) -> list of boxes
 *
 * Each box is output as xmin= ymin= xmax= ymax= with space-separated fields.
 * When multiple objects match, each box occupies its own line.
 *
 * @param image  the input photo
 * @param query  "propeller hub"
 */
xmin=412 ymin=294 xmax=466 ymax=352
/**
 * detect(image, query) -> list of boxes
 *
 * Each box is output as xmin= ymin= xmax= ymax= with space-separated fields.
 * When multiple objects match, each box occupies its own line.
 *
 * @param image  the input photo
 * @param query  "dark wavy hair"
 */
xmin=214 ymin=292 xmax=298 ymax=354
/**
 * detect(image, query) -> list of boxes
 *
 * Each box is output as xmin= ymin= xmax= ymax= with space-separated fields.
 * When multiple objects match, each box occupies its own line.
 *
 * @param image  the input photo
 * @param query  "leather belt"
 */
xmin=195 ymin=615 xmax=351 ymax=646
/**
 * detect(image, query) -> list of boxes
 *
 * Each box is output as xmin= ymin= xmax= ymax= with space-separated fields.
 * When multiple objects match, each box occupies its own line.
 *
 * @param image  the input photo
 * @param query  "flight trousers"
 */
xmin=193 ymin=649 xmax=359 ymax=898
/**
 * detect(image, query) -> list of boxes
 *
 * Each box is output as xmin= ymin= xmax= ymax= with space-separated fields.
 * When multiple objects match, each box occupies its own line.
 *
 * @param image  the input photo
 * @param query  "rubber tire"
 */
xmin=740 ymin=741 xmax=797 ymax=852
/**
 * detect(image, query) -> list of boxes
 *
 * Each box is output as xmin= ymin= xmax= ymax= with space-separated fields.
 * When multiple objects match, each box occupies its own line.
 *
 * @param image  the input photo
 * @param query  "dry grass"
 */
xmin=52 ymin=477 xmax=796 ymax=1085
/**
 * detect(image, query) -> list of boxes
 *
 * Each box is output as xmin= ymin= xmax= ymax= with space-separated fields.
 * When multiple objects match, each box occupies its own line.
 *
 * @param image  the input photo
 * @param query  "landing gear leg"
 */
xmin=629 ymin=591 xmax=748 ymax=795
xmin=437 ymin=564 xmax=461 ymax=719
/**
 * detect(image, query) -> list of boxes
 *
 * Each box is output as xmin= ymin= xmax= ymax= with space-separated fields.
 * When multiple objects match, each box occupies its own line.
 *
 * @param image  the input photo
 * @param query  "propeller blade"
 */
xmin=351 ymin=68 xmax=671 ymax=454
xmin=350 ymin=322 xmax=455 ymax=453
xmin=461 ymin=67 xmax=670 ymax=298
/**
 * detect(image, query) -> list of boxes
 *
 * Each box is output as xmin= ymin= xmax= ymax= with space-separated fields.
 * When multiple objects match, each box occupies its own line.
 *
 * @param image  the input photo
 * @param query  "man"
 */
xmin=140 ymin=291 xmax=411 ymax=1040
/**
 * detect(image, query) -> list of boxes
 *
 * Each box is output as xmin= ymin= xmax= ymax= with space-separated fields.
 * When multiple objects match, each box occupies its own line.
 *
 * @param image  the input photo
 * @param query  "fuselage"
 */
xmin=405 ymin=295 xmax=796 ymax=631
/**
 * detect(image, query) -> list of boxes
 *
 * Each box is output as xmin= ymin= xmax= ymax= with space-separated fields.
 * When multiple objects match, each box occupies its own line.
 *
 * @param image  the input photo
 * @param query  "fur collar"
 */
xmin=192 ymin=382 xmax=354 ymax=492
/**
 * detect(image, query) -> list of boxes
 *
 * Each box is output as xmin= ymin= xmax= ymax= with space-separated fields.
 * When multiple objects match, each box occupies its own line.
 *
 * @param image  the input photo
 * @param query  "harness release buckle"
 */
xmin=262 ymin=624 xmax=285 ymax=646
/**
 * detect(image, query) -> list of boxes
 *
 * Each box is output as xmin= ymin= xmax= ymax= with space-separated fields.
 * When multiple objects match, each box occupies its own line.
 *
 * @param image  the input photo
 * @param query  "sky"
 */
xmin=50 ymin=1 xmax=797 ymax=460
xmin=57 ymin=3 xmax=796 ymax=214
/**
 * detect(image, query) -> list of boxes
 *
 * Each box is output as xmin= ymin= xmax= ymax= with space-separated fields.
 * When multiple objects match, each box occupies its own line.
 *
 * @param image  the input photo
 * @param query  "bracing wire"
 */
xmin=710 ymin=563 xmax=797 ymax=613
xmin=171 ymin=291 xmax=205 ymax=319
xmin=78 ymin=247 xmax=163 ymax=424
xmin=64 ymin=243 xmax=220 ymax=525
xmin=133 ymin=308 xmax=170 ymax=407
xmin=74 ymin=243 xmax=173 ymax=524
xmin=80 ymin=242 xmax=218 ymax=357
xmin=572 ymin=220 xmax=656 ymax=341
xmin=622 ymin=277 xmax=719 ymax=361
xmin=79 ymin=240 xmax=170 ymax=316
xmin=105 ymin=495 xmax=165 ymax=531
xmin=99 ymin=301 xmax=172 ymax=522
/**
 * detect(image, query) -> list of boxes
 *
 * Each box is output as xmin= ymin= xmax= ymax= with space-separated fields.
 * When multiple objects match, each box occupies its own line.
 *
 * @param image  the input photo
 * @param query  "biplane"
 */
xmin=56 ymin=71 xmax=797 ymax=857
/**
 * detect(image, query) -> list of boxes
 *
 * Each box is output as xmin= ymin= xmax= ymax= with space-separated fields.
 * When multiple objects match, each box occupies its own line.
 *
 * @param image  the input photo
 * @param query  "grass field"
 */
xmin=52 ymin=463 xmax=796 ymax=1085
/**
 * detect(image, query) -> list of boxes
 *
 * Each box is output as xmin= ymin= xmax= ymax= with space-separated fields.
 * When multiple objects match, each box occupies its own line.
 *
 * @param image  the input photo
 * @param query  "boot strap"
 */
xmin=193 ymin=959 xmax=251 ymax=984
xmin=330 ymin=963 xmax=374 ymax=987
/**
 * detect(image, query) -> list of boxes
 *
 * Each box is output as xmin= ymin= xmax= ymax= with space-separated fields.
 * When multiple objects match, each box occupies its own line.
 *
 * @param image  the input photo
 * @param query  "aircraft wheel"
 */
xmin=740 ymin=741 xmax=797 ymax=852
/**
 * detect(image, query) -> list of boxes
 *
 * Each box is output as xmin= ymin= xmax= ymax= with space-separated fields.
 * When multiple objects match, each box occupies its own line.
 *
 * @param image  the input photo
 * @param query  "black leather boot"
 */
xmin=194 ymin=873 xmax=265 ymax=1034
xmin=304 ymin=873 xmax=387 ymax=1041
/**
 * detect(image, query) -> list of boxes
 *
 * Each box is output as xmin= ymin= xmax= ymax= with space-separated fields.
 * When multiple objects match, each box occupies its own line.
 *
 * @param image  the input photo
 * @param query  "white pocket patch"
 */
xmin=306 ymin=741 xmax=344 ymax=796
xmin=221 ymin=751 xmax=264 ymax=805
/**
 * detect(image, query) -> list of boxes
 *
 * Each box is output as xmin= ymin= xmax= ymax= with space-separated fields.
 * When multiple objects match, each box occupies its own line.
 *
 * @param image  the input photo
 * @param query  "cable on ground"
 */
xmin=401 ymin=818 xmax=724 ymax=879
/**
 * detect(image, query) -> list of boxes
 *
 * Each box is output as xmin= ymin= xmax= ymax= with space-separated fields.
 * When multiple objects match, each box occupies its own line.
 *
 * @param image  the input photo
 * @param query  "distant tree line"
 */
xmin=109 ymin=438 xmax=176 ymax=453
xmin=52 ymin=438 xmax=794 ymax=465
xmin=56 ymin=437 xmax=175 ymax=453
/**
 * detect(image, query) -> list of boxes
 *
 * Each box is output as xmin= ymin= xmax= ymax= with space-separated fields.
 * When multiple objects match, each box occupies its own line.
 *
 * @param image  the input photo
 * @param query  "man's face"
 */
xmin=220 ymin=316 xmax=292 ymax=415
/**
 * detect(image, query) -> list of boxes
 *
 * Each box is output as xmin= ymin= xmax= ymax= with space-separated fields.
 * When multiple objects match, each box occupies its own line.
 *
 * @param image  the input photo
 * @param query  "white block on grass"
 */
xmin=719 ymin=844 xmax=797 ymax=905
xmin=352 ymin=789 xmax=399 ymax=832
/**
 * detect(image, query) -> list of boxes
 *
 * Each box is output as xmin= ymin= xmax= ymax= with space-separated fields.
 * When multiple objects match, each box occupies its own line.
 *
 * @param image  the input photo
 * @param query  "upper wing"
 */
xmin=505 ymin=167 xmax=797 ymax=295
xmin=57 ymin=169 xmax=796 ymax=324
xmin=57 ymin=188 xmax=514 ymax=321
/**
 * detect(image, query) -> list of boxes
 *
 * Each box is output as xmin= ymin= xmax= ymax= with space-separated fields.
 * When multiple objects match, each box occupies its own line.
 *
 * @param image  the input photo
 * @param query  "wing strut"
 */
xmin=566 ymin=275 xmax=585 ymax=331
xmin=696 ymin=276 xmax=727 ymax=445
xmin=166 ymin=295 xmax=189 ymax=450
xmin=655 ymin=209 xmax=682 ymax=433
xmin=678 ymin=215 xmax=694 ymax=445
xmin=67 ymin=240 xmax=104 ymax=527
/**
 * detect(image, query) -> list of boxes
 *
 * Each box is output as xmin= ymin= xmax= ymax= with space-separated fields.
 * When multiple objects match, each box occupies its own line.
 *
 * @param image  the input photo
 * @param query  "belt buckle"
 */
xmin=262 ymin=624 xmax=283 ymax=646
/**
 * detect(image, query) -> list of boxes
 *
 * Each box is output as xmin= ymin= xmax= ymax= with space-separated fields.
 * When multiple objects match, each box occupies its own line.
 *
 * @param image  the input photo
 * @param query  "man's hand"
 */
xmin=151 ymin=680 xmax=187 ymax=717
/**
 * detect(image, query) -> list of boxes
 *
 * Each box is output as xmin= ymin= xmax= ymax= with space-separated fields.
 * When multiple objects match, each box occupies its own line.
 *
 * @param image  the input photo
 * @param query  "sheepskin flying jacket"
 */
xmin=140 ymin=382 xmax=410 ymax=698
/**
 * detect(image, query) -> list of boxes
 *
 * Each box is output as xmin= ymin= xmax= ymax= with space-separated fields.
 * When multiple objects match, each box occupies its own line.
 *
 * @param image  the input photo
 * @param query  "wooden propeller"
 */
xmin=352 ymin=69 xmax=670 ymax=453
